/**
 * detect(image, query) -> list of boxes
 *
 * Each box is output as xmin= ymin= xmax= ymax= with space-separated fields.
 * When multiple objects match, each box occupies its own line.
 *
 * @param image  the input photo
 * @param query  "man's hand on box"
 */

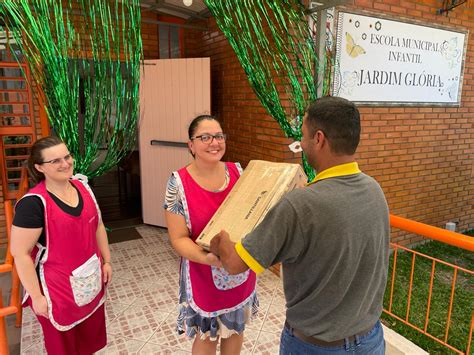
xmin=205 ymin=251 xmax=223 ymax=268
xmin=209 ymin=231 xmax=222 ymax=256
xmin=210 ymin=230 xmax=231 ymax=255
xmin=210 ymin=230 xmax=249 ymax=275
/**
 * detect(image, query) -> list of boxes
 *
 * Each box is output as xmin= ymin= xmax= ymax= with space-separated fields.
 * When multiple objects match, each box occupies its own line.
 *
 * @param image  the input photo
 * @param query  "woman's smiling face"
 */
xmin=34 ymin=143 xmax=74 ymax=182
xmin=188 ymin=119 xmax=226 ymax=163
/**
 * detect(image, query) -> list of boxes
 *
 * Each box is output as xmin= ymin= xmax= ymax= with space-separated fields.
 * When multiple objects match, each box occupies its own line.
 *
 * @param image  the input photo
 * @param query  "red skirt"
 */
xmin=35 ymin=304 xmax=106 ymax=354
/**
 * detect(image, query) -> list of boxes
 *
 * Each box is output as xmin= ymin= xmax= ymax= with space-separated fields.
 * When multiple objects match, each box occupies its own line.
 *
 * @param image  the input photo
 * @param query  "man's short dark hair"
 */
xmin=305 ymin=96 xmax=360 ymax=155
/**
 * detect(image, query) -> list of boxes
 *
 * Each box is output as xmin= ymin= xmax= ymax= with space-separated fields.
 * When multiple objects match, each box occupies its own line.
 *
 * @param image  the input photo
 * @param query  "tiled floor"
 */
xmin=19 ymin=225 xmax=286 ymax=354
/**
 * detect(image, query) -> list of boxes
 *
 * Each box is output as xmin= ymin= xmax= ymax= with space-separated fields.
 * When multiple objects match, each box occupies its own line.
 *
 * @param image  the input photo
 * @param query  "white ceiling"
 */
xmin=139 ymin=0 xmax=349 ymax=20
xmin=139 ymin=0 xmax=209 ymax=20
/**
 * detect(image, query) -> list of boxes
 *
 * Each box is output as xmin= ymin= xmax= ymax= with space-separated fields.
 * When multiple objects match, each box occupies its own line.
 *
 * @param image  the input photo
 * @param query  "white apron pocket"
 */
xmin=69 ymin=255 xmax=102 ymax=307
xmin=211 ymin=266 xmax=250 ymax=290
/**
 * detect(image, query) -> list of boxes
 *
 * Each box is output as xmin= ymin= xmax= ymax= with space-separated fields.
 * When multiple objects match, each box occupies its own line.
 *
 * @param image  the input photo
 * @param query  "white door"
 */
xmin=139 ymin=58 xmax=211 ymax=226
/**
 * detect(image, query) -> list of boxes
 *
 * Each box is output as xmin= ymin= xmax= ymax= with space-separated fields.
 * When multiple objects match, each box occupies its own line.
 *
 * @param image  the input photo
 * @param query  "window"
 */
xmin=159 ymin=25 xmax=182 ymax=59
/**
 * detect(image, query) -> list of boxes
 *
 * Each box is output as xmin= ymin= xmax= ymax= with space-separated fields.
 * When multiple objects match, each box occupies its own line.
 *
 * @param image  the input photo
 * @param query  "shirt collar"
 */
xmin=307 ymin=162 xmax=361 ymax=186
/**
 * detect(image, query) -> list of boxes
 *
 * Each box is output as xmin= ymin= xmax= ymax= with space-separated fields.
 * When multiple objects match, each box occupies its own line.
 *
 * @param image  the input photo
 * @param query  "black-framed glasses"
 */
xmin=41 ymin=154 xmax=73 ymax=165
xmin=191 ymin=133 xmax=227 ymax=144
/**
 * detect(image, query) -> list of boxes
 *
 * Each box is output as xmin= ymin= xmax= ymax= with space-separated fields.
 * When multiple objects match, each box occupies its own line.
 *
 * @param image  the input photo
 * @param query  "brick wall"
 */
xmin=141 ymin=11 xmax=160 ymax=59
xmin=184 ymin=0 xmax=474 ymax=245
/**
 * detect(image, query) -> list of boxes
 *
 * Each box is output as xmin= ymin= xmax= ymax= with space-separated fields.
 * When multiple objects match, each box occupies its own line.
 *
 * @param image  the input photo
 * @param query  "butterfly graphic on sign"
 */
xmin=345 ymin=32 xmax=366 ymax=58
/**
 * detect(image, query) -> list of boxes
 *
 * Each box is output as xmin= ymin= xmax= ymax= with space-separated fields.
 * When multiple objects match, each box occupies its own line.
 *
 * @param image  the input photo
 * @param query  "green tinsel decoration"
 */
xmin=204 ymin=0 xmax=332 ymax=180
xmin=0 ymin=0 xmax=143 ymax=178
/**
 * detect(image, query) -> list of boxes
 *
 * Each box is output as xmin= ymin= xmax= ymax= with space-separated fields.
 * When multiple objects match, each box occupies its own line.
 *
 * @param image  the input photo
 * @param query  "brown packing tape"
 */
xmin=197 ymin=160 xmax=307 ymax=250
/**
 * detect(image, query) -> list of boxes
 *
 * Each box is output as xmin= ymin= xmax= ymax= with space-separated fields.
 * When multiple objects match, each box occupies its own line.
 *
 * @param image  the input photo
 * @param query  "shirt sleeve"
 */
xmin=235 ymin=162 xmax=243 ymax=175
xmin=238 ymin=195 xmax=306 ymax=273
xmin=163 ymin=173 xmax=184 ymax=216
xmin=13 ymin=196 xmax=45 ymax=228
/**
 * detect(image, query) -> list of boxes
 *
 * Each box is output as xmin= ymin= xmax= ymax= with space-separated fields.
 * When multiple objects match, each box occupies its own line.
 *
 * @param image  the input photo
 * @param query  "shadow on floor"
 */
xmin=108 ymin=225 xmax=143 ymax=244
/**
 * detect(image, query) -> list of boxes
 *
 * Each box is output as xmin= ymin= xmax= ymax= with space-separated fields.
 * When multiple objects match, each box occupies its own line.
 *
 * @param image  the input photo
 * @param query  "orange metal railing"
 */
xmin=390 ymin=215 xmax=474 ymax=252
xmin=386 ymin=214 xmax=474 ymax=355
xmin=0 ymin=167 xmax=28 ymax=354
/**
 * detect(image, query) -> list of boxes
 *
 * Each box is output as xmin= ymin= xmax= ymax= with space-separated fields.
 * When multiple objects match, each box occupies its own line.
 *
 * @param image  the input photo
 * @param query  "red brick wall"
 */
xmin=141 ymin=11 xmax=160 ymax=59
xmin=184 ymin=0 xmax=474 ymax=245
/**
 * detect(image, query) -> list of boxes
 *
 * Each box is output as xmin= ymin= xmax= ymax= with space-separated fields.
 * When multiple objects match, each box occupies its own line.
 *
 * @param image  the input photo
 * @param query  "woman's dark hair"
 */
xmin=188 ymin=114 xmax=220 ymax=139
xmin=27 ymin=136 xmax=65 ymax=183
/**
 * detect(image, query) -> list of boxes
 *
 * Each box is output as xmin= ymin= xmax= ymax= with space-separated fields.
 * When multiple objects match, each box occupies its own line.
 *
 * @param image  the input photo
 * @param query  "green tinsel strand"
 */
xmin=204 ymin=0 xmax=334 ymax=180
xmin=1 ymin=0 xmax=142 ymax=179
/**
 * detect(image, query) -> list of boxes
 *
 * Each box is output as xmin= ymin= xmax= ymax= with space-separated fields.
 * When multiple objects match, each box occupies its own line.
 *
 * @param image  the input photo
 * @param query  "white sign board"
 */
xmin=333 ymin=12 xmax=466 ymax=104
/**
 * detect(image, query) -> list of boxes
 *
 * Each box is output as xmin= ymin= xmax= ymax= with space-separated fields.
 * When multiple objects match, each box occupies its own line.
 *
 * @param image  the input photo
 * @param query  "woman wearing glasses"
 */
xmin=10 ymin=136 xmax=111 ymax=354
xmin=164 ymin=115 xmax=257 ymax=354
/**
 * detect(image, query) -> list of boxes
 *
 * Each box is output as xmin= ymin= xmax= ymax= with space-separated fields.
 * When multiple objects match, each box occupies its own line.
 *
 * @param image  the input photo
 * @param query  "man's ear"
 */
xmin=315 ymin=130 xmax=325 ymax=147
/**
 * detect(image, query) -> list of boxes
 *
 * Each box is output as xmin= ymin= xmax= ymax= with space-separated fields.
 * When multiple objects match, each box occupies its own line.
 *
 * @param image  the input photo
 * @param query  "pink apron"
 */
xmin=21 ymin=179 xmax=105 ymax=331
xmin=178 ymin=162 xmax=256 ymax=313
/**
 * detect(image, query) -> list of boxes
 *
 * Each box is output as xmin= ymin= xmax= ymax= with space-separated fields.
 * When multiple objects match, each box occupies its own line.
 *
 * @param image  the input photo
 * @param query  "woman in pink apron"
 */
xmin=10 ymin=136 xmax=112 ymax=354
xmin=164 ymin=115 xmax=258 ymax=354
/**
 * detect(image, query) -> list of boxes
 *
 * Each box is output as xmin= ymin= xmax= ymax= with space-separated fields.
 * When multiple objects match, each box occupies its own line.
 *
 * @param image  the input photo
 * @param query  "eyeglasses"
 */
xmin=191 ymin=133 xmax=227 ymax=144
xmin=40 ymin=154 xmax=73 ymax=165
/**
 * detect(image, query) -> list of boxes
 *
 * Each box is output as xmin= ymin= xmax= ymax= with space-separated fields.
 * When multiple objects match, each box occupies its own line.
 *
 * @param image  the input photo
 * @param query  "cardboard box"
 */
xmin=196 ymin=160 xmax=307 ymax=250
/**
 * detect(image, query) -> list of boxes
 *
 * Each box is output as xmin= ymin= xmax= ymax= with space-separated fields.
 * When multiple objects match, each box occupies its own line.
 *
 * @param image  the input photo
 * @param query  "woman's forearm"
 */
xmin=14 ymin=254 xmax=43 ymax=300
xmin=171 ymin=237 xmax=209 ymax=264
xmin=96 ymin=223 xmax=111 ymax=263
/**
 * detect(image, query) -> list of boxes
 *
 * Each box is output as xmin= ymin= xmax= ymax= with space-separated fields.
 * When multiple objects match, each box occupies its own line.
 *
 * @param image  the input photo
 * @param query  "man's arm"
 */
xmin=210 ymin=230 xmax=249 ymax=275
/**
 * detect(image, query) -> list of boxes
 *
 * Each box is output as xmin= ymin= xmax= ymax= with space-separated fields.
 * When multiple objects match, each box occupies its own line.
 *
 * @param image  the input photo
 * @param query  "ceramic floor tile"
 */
xmin=96 ymin=334 xmax=146 ymax=354
xmin=146 ymin=271 xmax=179 ymax=293
xmin=135 ymin=225 xmax=168 ymax=239
xmin=107 ymin=304 xmax=169 ymax=342
xmin=105 ymin=301 xmax=130 ymax=323
xmin=262 ymin=303 xmax=286 ymax=334
xmin=109 ymin=238 xmax=140 ymax=251
xmin=146 ymin=250 xmax=180 ymax=265
xmin=271 ymin=283 xmax=286 ymax=306
xmin=20 ymin=339 xmax=47 ymax=355
xmin=112 ymin=245 xmax=150 ymax=263
xmin=141 ymin=256 xmax=177 ymax=271
xmin=139 ymin=343 xmax=191 ymax=354
xmin=134 ymin=283 xmax=177 ymax=312
xmin=139 ymin=234 xmax=171 ymax=248
xmin=258 ymin=270 xmax=280 ymax=285
xmin=252 ymin=330 xmax=282 ymax=355
xmin=128 ymin=260 xmax=177 ymax=284
xmin=107 ymin=277 xmax=151 ymax=305
xmin=19 ymin=307 xmax=43 ymax=351
xmin=240 ymin=327 xmax=260 ymax=354
xmin=109 ymin=258 xmax=139 ymax=280
xmin=147 ymin=313 xmax=193 ymax=352
xmin=256 ymin=280 xmax=276 ymax=307
xmin=152 ymin=257 xmax=180 ymax=272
